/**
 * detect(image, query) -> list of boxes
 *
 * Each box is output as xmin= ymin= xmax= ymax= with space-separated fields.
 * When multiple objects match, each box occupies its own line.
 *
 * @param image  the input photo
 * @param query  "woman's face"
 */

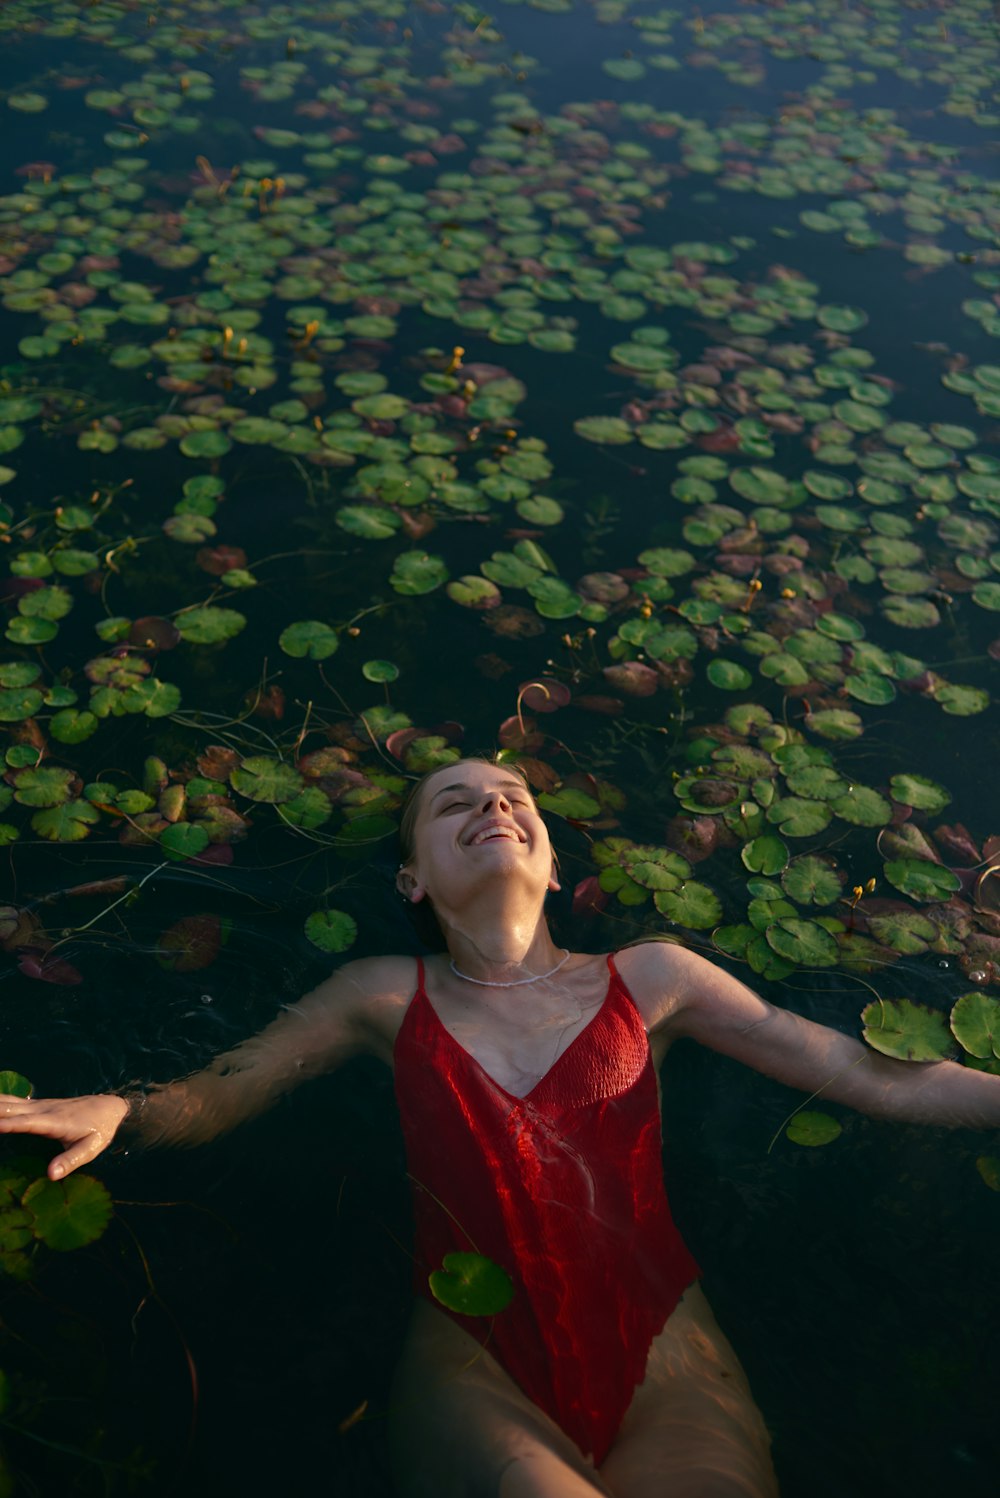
xmin=402 ymin=761 xmax=556 ymax=906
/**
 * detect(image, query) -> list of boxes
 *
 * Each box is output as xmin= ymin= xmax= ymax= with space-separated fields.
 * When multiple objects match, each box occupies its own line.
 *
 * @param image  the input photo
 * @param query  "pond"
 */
xmin=0 ymin=0 xmax=998 ymax=1493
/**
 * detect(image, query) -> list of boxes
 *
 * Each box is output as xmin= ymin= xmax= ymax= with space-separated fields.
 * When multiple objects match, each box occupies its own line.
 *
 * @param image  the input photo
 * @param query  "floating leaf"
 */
xmin=0 ymin=1072 xmax=32 ymax=1099
xmin=653 ymin=882 xmax=723 ymax=929
xmin=177 ymin=607 xmax=246 ymax=645
xmin=30 ymin=801 xmax=100 ymax=842
xmin=707 ymin=660 xmax=753 ymax=691
xmin=429 ymin=1251 xmax=514 ymax=1317
xmin=390 ymin=552 xmax=448 ymax=596
xmin=22 ymin=1175 xmax=113 ymax=1251
xmin=786 ymin=1111 xmax=842 ymax=1147
xmin=279 ymin=621 xmax=339 ymax=660
xmin=230 ymin=757 xmax=303 ymax=804
xmin=781 ymin=857 xmax=843 ymax=907
xmin=159 ymin=823 xmax=210 ymax=862
xmin=764 ymin=917 xmax=838 ymax=967
xmin=883 ymin=859 xmax=961 ymax=902
xmin=861 ymin=999 xmax=954 ymax=1062
xmin=537 ymin=789 xmax=600 ymax=820
xmin=889 ymin=775 xmax=952 ymax=814
xmin=304 ymin=910 xmax=358 ymax=954
xmin=950 ymin=992 xmax=1000 ymax=1061
xmin=741 ymin=835 xmax=788 ymax=876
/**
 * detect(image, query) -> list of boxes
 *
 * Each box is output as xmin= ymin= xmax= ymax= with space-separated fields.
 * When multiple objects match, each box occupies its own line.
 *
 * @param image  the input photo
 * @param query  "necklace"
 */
xmin=449 ymin=949 xmax=571 ymax=988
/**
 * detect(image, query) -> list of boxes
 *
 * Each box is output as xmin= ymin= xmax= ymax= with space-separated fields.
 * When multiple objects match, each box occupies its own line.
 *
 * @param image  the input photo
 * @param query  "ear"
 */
xmin=396 ymin=868 xmax=426 ymax=903
xmin=547 ymin=868 xmax=561 ymax=893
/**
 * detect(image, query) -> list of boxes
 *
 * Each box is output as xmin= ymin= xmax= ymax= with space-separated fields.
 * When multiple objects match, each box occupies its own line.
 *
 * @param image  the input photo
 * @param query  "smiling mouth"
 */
xmin=468 ymin=826 xmax=525 ymax=847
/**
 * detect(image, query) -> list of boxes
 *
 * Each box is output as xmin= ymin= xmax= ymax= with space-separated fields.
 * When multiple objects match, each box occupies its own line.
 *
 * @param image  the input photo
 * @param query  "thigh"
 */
xmin=387 ymin=1300 xmax=610 ymax=1498
xmin=600 ymin=1284 xmax=779 ymax=1498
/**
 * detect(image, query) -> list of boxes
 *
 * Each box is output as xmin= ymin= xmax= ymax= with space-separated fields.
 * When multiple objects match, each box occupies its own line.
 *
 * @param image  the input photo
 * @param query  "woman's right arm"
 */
xmin=0 ymin=954 xmax=406 ymax=1180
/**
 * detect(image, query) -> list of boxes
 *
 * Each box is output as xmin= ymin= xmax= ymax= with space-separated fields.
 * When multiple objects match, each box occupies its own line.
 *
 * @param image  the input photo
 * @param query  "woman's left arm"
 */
xmin=625 ymin=942 xmax=1000 ymax=1129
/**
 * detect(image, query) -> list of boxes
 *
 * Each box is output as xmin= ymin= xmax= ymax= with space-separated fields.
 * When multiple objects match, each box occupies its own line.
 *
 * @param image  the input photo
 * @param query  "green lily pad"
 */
xmin=653 ymin=882 xmax=724 ymax=929
xmin=861 ymin=999 xmax=954 ymax=1062
xmin=177 ymin=607 xmax=246 ymax=644
xmin=950 ymin=991 xmax=1000 ymax=1061
xmin=817 ymin=305 xmax=868 ymax=332
xmin=22 ymin=1175 xmax=113 ymax=1250
xmin=30 ymin=800 xmax=101 ymax=842
xmin=447 ymin=576 xmax=503 ymax=609
xmin=12 ymin=766 xmax=75 ymax=808
xmin=831 ymin=785 xmax=892 ymax=827
xmin=429 ymin=1251 xmax=514 ymax=1317
xmin=391 ymin=553 xmax=448 ymax=596
xmin=536 ymin=789 xmax=600 ymax=820
xmin=159 ymin=823 xmax=210 ymax=862
xmin=0 ymin=688 xmax=44 ymax=723
xmin=336 ymin=505 xmax=401 ymax=540
xmin=889 ymin=775 xmax=952 ymax=813
xmin=867 ymin=910 xmax=939 ymax=956
xmin=304 ymin=910 xmax=358 ymax=954
xmin=766 ymin=798 xmax=833 ymax=839
xmin=179 ymin=430 xmax=232 ymax=459
xmin=741 ymin=835 xmax=789 ymax=876
xmin=781 ymin=857 xmax=843 ymax=907
xmin=764 ymin=917 xmax=839 ymax=967
xmin=279 ymin=621 xmax=339 ymax=660
xmin=230 ymin=757 xmax=304 ymax=804
xmin=883 ymin=859 xmax=961 ymax=901
xmin=362 ymin=660 xmax=399 ymax=684
xmin=933 ymin=684 xmax=990 ymax=716
xmin=573 ymin=416 xmax=634 ymax=445
xmin=804 ymin=709 xmax=863 ymax=741
xmin=707 ymin=660 xmax=753 ymax=691
xmin=786 ymin=1111 xmax=842 ymax=1146
xmin=0 ymin=1072 xmax=32 ymax=1099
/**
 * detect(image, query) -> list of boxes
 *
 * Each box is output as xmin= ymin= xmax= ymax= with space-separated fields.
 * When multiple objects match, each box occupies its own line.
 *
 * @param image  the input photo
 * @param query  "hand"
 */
xmin=0 ymin=1093 xmax=130 ymax=1179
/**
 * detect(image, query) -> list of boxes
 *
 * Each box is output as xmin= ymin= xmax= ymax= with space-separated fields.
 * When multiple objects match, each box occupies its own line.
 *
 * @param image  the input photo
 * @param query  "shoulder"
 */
xmin=613 ymin=940 xmax=726 ymax=1032
xmin=300 ymin=954 xmax=419 ymax=1063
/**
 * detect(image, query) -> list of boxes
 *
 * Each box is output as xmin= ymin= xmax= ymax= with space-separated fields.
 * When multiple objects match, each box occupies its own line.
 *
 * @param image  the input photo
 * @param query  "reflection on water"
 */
xmin=0 ymin=0 xmax=998 ymax=1492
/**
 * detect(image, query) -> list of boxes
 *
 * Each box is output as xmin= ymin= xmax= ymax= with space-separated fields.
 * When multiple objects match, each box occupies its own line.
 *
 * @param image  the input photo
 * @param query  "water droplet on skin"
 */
xmin=968 ymin=970 xmax=988 ymax=984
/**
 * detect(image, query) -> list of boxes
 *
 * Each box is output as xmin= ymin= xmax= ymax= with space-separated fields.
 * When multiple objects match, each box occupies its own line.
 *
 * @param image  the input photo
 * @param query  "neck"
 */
xmin=438 ymin=890 xmax=561 ymax=985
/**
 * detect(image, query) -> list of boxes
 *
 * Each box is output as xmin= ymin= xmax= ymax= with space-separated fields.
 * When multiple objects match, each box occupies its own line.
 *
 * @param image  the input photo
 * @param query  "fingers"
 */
xmin=50 ymin=1136 xmax=103 ymax=1180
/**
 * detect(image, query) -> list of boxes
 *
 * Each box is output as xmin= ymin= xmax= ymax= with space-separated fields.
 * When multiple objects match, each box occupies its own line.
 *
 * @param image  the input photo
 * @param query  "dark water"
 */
xmin=1 ymin=0 xmax=999 ymax=1493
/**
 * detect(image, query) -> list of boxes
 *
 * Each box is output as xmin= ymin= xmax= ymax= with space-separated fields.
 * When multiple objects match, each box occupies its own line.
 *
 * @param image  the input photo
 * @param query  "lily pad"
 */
xmin=950 ymin=991 xmax=1000 ymax=1061
xmin=230 ymin=757 xmax=304 ymax=804
xmin=304 ymin=910 xmax=358 ymax=954
xmin=764 ymin=917 xmax=839 ymax=967
xmin=429 ymin=1251 xmax=514 ymax=1316
xmin=786 ymin=1111 xmax=842 ymax=1146
xmin=391 ymin=553 xmax=448 ymax=596
xmin=537 ymin=789 xmax=600 ymax=820
xmin=861 ymin=999 xmax=954 ymax=1062
xmin=653 ymin=882 xmax=724 ymax=929
xmin=781 ymin=857 xmax=843 ymax=907
xmin=889 ymin=775 xmax=952 ymax=813
xmin=177 ymin=607 xmax=246 ymax=644
xmin=279 ymin=621 xmax=339 ymax=660
xmin=22 ymin=1175 xmax=113 ymax=1250
xmin=883 ymin=859 xmax=961 ymax=901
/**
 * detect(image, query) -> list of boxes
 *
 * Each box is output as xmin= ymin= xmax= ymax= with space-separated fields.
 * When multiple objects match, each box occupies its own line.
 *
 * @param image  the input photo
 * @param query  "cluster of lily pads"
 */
xmin=0 ymin=0 xmax=997 ymax=1161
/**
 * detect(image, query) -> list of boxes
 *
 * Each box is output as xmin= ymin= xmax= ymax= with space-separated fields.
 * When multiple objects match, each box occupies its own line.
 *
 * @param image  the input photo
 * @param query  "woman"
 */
xmin=1 ymin=758 xmax=997 ymax=1498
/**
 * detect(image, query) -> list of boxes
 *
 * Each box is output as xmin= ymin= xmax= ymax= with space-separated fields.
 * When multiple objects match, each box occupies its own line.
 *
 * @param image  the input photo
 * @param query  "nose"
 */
xmin=480 ymin=790 xmax=512 ymax=813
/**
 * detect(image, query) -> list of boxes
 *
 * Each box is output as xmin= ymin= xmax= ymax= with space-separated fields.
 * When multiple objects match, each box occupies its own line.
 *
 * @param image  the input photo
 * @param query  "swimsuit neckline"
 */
xmin=414 ymin=953 xmax=619 ymax=1104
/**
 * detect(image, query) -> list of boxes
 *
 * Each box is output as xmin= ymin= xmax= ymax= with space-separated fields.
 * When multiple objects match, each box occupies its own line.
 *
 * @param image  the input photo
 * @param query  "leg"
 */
xmin=600 ymin=1284 xmax=778 ymax=1498
xmin=388 ymin=1300 xmax=609 ymax=1498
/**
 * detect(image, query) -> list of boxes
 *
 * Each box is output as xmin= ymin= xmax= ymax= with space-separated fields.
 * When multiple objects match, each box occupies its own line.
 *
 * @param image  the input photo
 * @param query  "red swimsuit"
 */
xmin=393 ymin=954 xmax=700 ymax=1463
